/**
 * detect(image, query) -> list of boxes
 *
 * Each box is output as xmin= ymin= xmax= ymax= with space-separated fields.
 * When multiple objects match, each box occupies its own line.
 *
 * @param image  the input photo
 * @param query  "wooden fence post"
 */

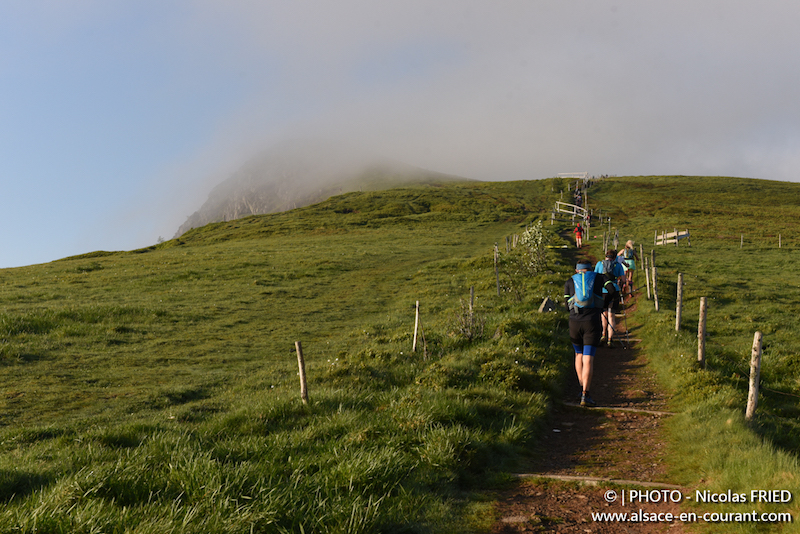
xmin=675 ymin=273 xmax=683 ymax=332
xmin=413 ymin=301 xmax=420 ymax=352
xmin=494 ymin=244 xmax=500 ymax=296
xmin=412 ymin=301 xmax=428 ymax=359
xmin=745 ymin=331 xmax=763 ymax=420
xmin=698 ymin=298 xmax=707 ymax=368
xmin=644 ymin=255 xmax=652 ymax=300
xmin=652 ymin=265 xmax=659 ymax=311
xmin=740 ymin=234 xmax=743 ymax=249
xmin=470 ymin=286 xmax=475 ymax=318
xmin=295 ymin=341 xmax=309 ymax=405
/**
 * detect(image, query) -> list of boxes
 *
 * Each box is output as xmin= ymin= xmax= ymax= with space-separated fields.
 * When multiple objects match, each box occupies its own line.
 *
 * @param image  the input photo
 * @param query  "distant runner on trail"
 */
xmin=564 ymin=262 xmax=607 ymax=407
xmin=572 ymin=223 xmax=584 ymax=248
xmin=617 ymin=240 xmax=638 ymax=296
xmin=595 ymin=250 xmax=625 ymax=347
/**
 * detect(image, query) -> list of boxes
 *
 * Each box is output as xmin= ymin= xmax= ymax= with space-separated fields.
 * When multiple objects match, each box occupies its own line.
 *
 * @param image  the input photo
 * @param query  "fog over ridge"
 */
xmin=174 ymin=138 xmax=471 ymax=237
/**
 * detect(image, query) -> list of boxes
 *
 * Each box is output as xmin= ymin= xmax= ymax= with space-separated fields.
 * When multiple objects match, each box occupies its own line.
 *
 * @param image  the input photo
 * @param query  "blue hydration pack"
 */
xmin=600 ymin=259 xmax=621 ymax=292
xmin=568 ymin=271 xmax=603 ymax=310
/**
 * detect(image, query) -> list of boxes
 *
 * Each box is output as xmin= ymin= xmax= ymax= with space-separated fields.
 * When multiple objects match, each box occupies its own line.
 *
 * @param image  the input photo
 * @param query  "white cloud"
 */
xmin=170 ymin=1 xmax=800 ymax=183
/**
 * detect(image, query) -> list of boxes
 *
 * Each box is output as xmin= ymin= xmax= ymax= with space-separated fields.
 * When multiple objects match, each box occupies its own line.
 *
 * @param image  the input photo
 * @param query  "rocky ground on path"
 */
xmin=489 ymin=300 xmax=691 ymax=533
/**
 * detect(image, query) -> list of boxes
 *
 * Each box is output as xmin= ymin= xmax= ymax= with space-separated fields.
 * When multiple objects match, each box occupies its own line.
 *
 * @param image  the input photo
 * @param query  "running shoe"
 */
xmin=580 ymin=394 xmax=596 ymax=407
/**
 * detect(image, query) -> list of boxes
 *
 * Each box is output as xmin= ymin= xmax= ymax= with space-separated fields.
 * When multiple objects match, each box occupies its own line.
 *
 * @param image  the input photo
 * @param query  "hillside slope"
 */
xmin=0 ymin=178 xmax=567 ymax=533
xmin=2 ymin=175 xmax=800 ymax=533
xmin=580 ymin=175 xmax=800 ymax=532
xmin=174 ymin=139 xmax=471 ymax=237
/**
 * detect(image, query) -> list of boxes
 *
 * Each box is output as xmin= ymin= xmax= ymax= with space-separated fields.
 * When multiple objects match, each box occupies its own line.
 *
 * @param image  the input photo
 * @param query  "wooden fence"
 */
xmin=655 ymin=228 xmax=691 ymax=246
xmin=643 ymin=252 xmax=766 ymax=419
xmin=553 ymin=201 xmax=587 ymax=219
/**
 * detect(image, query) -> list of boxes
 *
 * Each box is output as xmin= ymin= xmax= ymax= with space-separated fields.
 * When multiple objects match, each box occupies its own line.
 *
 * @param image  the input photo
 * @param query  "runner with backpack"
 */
xmin=617 ymin=240 xmax=638 ymax=297
xmin=564 ymin=262 xmax=607 ymax=407
xmin=595 ymin=250 xmax=626 ymax=347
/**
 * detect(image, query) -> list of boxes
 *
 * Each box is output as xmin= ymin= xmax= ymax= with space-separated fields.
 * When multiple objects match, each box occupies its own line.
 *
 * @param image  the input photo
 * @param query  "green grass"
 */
xmin=0 ymin=179 xmax=573 ymax=533
xmin=582 ymin=175 xmax=800 ymax=532
xmin=4 ymin=174 xmax=800 ymax=532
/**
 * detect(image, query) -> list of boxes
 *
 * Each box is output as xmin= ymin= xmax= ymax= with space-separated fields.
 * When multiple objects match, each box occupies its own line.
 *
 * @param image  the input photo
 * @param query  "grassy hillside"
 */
xmin=3 ymin=174 xmax=800 ymax=533
xmin=584 ymin=175 xmax=800 ymax=428
xmin=583 ymin=176 xmax=800 ymax=532
xmin=0 ymin=179 xmax=572 ymax=533
xmin=175 ymin=138 xmax=474 ymax=238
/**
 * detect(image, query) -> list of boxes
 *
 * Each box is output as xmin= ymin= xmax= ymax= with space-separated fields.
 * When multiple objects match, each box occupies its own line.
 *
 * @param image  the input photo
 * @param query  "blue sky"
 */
xmin=2 ymin=1 xmax=800 ymax=268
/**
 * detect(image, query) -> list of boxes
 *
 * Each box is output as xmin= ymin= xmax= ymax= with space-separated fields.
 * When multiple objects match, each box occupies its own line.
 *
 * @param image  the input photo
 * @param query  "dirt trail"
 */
xmin=489 ymin=298 xmax=690 ymax=533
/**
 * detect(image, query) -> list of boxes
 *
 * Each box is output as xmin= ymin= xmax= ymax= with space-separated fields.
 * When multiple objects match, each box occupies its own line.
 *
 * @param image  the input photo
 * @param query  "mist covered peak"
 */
xmin=174 ymin=139 xmax=465 ymax=237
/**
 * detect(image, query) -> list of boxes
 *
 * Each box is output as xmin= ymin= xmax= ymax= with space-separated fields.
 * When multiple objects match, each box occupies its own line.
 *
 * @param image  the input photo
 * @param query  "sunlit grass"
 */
xmin=0 ymin=180 xmax=571 ymax=532
xmin=4 ymin=174 xmax=800 ymax=532
xmin=585 ymin=175 xmax=800 ymax=533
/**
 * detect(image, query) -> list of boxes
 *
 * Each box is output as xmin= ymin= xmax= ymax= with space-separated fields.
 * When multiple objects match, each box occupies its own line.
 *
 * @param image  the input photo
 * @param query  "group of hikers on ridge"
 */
xmin=563 ymin=240 xmax=638 ymax=407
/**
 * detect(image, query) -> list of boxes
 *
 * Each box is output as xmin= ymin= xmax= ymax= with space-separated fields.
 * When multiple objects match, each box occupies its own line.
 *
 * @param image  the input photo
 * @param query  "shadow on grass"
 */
xmin=0 ymin=469 xmax=54 ymax=503
xmin=750 ymin=408 xmax=800 ymax=458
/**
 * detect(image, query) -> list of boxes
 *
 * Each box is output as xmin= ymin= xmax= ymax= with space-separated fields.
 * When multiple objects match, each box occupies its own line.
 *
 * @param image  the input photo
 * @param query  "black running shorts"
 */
xmin=603 ymin=290 xmax=620 ymax=312
xmin=569 ymin=316 xmax=602 ymax=348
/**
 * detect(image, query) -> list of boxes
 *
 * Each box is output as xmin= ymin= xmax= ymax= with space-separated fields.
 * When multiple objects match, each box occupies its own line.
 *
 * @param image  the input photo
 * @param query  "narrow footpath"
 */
xmin=489 ymin=298 xmax=689 ymax=533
